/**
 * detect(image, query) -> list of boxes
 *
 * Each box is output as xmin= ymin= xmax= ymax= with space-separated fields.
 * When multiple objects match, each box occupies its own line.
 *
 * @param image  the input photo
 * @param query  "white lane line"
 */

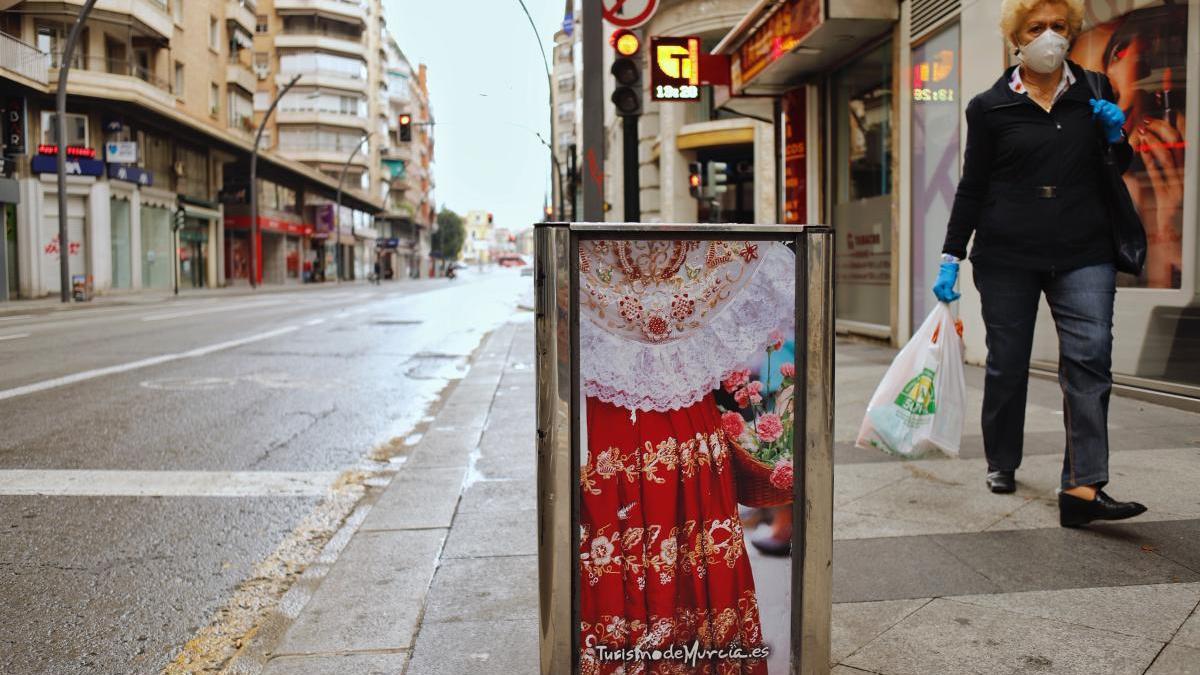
xmin=0 ymin=325 xmax=299 ymax=402
xmin=0 ymin=470 xmax=341 ymax=497
xmin=0 ymin=333 xmax=30 ymax=342
xmin=141 ymin=299 xmax=289 ymax=322
xmin=0 ymin=315 xmax=33 ymax=322
xmin=303 ymin=318 xmax=326 ymax=326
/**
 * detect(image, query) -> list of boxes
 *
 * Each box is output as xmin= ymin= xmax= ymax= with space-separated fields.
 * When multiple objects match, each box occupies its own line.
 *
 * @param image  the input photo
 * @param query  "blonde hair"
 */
xmin=999 ymin=0 xmax=1085 ymax=47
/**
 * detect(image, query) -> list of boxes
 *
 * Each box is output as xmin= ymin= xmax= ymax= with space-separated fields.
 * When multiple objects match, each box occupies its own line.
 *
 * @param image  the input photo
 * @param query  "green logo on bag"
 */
xmin=895 ymin=368 xmax=937 ymax=423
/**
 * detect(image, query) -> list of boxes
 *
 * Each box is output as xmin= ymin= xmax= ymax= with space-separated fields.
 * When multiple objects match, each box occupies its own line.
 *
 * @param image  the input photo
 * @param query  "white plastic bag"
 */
xmin=856 ymin=303 xmax=965 ymax=457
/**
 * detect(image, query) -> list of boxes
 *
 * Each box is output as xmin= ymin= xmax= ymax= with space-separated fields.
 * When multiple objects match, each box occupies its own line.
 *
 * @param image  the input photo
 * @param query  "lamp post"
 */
xmin=249 ymin=73 xmax=301 ymax=289
xmin=334 ymin=131 xmax=372 ymax=282
xmin=515 ymin=0 xmax=559 ymax=220
xmin=55 ymin=0 xmax=99 ymax=302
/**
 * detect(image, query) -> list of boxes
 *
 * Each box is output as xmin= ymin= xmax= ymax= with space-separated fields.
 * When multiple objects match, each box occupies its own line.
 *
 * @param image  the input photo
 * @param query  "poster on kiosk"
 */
xmin=535 ymin=223 xmax=835 ymax=675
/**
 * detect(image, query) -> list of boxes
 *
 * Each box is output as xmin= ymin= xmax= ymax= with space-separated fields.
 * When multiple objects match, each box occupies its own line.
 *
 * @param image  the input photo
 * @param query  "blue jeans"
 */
xmin=972 ymin=263 xmax=1116 ymax=489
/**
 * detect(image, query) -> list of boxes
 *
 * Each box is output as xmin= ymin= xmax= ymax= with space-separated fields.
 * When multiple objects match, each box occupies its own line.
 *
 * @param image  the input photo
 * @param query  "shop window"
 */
xmin=41 ymin=112 xmax=88 ymax=147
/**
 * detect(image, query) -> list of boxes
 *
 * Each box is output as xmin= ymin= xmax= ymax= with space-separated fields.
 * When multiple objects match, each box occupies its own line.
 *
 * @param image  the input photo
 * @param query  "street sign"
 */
xmin=650 ymin=36 xmax=701 ymax=101
xmin=105 ymin=141 xmax=138 ymax=163
xmin=602 ymin=0 xmax=657 ymax=29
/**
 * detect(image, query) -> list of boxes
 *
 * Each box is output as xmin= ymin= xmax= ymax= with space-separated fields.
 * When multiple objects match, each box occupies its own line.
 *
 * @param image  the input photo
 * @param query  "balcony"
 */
xmin=226 ymin=63 xmax=257 ymax=94
xmin=226 ymin=0 xmax=257 ymax=36
xmin=49 ymin=55 xmax=174 ymax=108
xmin=276 ymin=109 xmax=370 ymax=131
xmin=274 ymin=33 xmax=363 ymax=57
xmin=1 ymin=32 xmax=49 ymax=86
xmin=278 ymin=147 xmax=371 ymax=168
xmin=276 ymin=71 xmax=367 ymax=93
xmin=91 ymin=0 xmax=174 ymax=40
xmin=275 ymin=0 xmax=366 ymax=26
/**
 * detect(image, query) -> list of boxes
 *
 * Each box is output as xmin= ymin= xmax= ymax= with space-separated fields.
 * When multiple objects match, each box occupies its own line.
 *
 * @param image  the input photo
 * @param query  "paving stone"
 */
xmin=931 ymin=525 xmax=1200 ymax=594
xmin=404 ymin=431 xmax=480 ymax=469
xmin=360 ymin=467 xmax=464 ymax=531
xmin=273 ymin=529 xmax=444 ymax=655
xmin=1175 ymin=603 xmax=1200 ymax=649
xmin=406 ymin=619 xmax=538 ymax=675
xmin=844 ymin=597 xmax=1163 ymax=675
xmin=443 ymin=508 xmax=536 ymax=559
xmin=262 ymin=652 xmax=407 ymax=675
xmin=458 ymin=478 xmax=536 ymax=514
xmin=832 ymin=599 xmax=930 ymax=664
xmin=1146 ymin=644 xmax=1200 ymax=675
xmin=833 ymin=537 xmax=1001 ymax=603
xmin=422 ymin=556 xmax=538 ymax=623
xmin=950 ymin=583 xmax=1200 ymax=642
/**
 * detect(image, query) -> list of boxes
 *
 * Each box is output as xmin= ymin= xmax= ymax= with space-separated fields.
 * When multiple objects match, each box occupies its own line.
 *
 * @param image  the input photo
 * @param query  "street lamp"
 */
xmin=248 ymin=73 xmax=302 ymax=289
xmin=515 ymin=0 xmax=560 ymax=221
xmin=334 ymin=131 xmax=373 ymax=282
xmin=55 ymin=0 xmax=99 ymax=302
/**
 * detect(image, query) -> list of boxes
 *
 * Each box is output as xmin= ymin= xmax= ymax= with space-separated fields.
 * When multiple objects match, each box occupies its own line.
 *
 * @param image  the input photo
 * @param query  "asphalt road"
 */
xmin=0 ymin=269 xmax=528 ymax=674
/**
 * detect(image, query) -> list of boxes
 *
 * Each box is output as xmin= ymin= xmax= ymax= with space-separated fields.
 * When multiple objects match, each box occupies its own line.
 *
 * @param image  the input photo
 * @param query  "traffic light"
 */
xmin=688 ymin=162 xmax=702 ymax=199
xmin=705 ymin=162 xmax=729 ymax=196
xmin=398 ymin=114 xmax=412 ymax=142
xmin=610 ymin=29 xmax=642 ymax=117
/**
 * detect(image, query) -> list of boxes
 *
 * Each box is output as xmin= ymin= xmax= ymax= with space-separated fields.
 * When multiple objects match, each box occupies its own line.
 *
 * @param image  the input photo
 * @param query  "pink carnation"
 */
xmin=757 ymin=413 xmax=784 ymax=443
xmin=720 ymin=411 xmax=746 ymax=440
xmin=768 ymin=330 xmax=785 ymax=352
xmin=722 ymin=368 xmax=750 ymax=393
xmin=734 ymin=381 xmax=763 ymax=408
xmin=769 ymin=459 xmax=794 ymax=491
xmin=780 ymin=362 xmax=795 ymax=379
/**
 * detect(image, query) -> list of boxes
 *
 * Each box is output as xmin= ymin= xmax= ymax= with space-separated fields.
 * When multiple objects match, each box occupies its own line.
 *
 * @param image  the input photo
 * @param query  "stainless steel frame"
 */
xmin=535 ymin=223 xmax=835 ymax=675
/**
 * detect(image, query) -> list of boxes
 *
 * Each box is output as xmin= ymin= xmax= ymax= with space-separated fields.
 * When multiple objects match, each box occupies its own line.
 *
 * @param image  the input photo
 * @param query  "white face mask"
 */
xmin=1018 ymin=29 xmax=1069 ymax=74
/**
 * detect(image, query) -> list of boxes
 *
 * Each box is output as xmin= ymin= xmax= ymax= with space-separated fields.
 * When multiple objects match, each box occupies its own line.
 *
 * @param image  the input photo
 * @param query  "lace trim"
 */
xmin=581 ymin=242 xmax=795 ymax=412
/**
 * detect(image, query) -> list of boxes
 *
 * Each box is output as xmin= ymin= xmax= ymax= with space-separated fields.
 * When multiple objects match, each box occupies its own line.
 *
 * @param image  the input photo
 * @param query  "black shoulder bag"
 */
xmin=1083 ymin=70 xmax=1147 ymax=276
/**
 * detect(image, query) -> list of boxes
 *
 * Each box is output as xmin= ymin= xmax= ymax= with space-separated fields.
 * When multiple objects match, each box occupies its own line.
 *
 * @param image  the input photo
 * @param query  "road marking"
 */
xmin=0 ymin=470 xmax=341 ymax=497
xmin=0 ymin=333 xmax=30 ymax=342
xmin=0 ymin=315 xmax=33 ymax=322
xmin=141 ymin=299 xmax=289 ymax=322
xmin=303 ymin=318 xmax=326 ymax=326
xmin=0 ymin=325 xmax=299 ymax=402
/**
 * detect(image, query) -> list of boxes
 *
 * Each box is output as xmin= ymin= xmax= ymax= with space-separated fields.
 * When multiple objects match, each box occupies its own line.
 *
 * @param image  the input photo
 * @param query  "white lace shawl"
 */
xmin=580 ymin=240 xmax=796 ymax=412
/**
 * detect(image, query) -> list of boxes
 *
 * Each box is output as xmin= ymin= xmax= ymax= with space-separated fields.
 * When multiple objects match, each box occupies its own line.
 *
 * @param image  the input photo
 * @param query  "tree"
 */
xmin=432 ymin=208 xmax=466 ymax=274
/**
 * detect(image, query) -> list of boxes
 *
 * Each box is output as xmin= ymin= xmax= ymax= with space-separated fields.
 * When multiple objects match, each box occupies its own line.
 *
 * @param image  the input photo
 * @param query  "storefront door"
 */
xmin=141 ymin=205 xmax=173 ymax=290
xmin=831 ymin=39 xmax=895 ymax=334
xmin=41 ymin=195 xmax=87 ymax=295
xmin=179 ymin=217 xmax=208 ymax=289
xmin=110 ymin=198 xmax=132 ymax=289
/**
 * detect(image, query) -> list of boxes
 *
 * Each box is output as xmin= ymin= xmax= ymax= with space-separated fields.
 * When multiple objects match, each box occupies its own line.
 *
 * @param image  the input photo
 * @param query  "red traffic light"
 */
xmin=610 ymin=29 xmax=640 ymax=56
xmin=688 ymin=174 xmax=700 ymax=188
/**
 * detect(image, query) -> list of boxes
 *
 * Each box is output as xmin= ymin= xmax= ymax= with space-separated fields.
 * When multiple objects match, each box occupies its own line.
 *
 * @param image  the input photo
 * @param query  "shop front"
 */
xmin=224 ymin=208 xmax=313 ymax=286
xmin=715 ymin=0 xmax=899 ymax=339
xmin=139 ymin=191 xmax=175 ymax=291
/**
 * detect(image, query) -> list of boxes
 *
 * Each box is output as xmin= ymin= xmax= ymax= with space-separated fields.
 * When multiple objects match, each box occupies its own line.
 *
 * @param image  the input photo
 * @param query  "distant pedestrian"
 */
xmin=933 ymin=0 xmax=1146 ymax=527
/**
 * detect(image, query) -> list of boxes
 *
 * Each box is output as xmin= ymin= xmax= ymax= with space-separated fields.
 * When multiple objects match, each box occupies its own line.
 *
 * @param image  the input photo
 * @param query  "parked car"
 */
xmin=496 ymin=254 xmax=527 ymax=268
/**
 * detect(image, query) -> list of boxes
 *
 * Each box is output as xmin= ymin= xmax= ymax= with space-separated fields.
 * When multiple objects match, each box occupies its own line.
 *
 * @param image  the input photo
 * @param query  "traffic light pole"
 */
xmin=581 ymin=0 xmax=603 ymax=221
xmin=622 ymin=116 xmax=639 ymax=222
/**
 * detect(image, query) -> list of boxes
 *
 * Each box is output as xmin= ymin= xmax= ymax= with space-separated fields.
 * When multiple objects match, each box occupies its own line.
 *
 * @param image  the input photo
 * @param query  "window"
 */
xmin=278 ymin=50 xmax=367 ymax=80
xmin=41 ymin=112 xmax=89 ymax=146
xmin=228 ymin=92 xmax=253 ymax=131
xmin=209 ymin=83 xmax=220 ymax=116
xmin=253 ymin=91 xmax=270 ymax=111
xmin=173 ymin=62 xmax=185 ymax=97
xmin=255 ymin=15 xmax=269 ymax=33
xmin=253 ymin=52 xmax=269 ymax=69
xmin=172 ymin=0 xmax=183 ymax=24
xmin=209 ymin=16 xmax=220 ymax=51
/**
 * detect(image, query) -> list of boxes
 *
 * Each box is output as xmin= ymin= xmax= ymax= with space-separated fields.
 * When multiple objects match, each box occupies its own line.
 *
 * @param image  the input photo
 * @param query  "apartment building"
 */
xmin=0 ymin=0 xmax=434 ymax=298
xmin=549 ymin=21 xmax=578 ymax=221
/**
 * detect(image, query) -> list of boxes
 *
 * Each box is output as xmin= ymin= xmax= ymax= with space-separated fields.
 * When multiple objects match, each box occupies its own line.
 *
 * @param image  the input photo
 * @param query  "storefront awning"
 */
xmin=714 ymin=0 xmax=897 ymax=96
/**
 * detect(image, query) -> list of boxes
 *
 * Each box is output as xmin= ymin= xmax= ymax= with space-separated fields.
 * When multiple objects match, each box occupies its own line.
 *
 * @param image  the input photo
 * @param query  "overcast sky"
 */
xmin=387 ymin=0 xmax=566 ymax=232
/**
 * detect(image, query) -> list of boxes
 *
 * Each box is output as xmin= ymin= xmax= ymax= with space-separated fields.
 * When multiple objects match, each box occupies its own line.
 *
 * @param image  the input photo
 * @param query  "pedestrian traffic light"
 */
xmin=399 ymin=114 xmax=412 ymax=142
xmin=688 ymin=161 xmax=703 ymax=199
xmin=705 ymin=162 xmax=729 ymax=195
xmin=610 ymin=29 xmax=642 ymax=117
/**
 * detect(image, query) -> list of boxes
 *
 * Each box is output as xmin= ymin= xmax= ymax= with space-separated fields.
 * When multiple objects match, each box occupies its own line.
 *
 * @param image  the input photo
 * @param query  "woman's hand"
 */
xmin=932 ymin=261 xmax=960 ymax=303
xmin=1090 ymin=98 xmax=1126 ymax=143
xmin=1131 ymin=115 xmax=1186 ymax=287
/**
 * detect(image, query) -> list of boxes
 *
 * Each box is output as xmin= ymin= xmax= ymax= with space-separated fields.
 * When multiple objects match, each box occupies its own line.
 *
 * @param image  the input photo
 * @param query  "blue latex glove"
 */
xmin=1089 ymin=98 xmax=1126 ymax=144
xmin=932 ymin=261 xmax=960 ymax=303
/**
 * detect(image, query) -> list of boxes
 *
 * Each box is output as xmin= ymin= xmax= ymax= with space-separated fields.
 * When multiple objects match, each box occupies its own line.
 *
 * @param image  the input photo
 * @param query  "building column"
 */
xmin=88 ymin=180 xmax=112 ymax=292
xmin=130 ymin=187 xmax=144 ymax=290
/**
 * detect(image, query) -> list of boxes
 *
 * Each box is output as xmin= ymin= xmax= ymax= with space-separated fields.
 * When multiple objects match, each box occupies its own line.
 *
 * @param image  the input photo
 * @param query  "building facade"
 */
xmin=586 ymin=0 xmax=1199 ymax=402
xmin=0 ymin=0 xmax=434 ymax=298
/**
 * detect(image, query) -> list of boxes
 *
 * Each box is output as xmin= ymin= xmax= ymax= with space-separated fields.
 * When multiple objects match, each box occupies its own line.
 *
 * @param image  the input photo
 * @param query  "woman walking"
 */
xmin=933 ymin=0 xmax=1147 ymax=527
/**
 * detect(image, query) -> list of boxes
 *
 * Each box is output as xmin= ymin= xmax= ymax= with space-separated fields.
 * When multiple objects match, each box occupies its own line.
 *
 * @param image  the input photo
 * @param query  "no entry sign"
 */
xmin=602 ymin=0 xmax=658 ymax=28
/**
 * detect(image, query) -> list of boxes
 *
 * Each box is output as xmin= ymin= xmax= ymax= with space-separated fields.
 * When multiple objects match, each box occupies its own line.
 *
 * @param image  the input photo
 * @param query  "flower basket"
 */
xmin=729 ymin=435 xmax=792 ymax=508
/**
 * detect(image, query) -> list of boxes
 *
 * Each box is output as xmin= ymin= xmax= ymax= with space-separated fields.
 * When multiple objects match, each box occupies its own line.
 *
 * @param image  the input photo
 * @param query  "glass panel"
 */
xmin=110 ymin=199 xmax=132 ymax=289
xmin=4 ymin=203 xmax=16 ymax=300
xmin=910 ymin=24 xmax=961 ymax=328
xmin=140 ymin=206 xmax=173 ymax=290
xmin=832 ymin=40 xmax=894 ymax=327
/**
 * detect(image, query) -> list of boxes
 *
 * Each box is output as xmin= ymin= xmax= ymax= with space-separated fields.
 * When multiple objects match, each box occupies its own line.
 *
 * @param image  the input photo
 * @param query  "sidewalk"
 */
xmin=240 ymin=318 xmax=1200 ymax=675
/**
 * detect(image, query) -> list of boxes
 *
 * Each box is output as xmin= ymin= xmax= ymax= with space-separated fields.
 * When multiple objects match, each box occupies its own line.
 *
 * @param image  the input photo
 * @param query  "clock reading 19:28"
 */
xmin=654 ymin=84 xmax=699 ymax=100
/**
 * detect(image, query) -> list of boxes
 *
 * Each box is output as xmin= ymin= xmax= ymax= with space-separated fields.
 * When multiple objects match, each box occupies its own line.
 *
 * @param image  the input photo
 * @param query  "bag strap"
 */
xmin=1083 ymin=69 xmax=1103 ymax=100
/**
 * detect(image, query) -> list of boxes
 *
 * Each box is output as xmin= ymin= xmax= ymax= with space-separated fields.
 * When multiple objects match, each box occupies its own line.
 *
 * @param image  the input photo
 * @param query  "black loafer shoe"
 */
xmin=1059 ymin=490 xmax=1147 ymax=528
xmin=986 ymin=470 xmax=1016 ymax=494
xmin=750 ymin=533 xmax=791 ymax=558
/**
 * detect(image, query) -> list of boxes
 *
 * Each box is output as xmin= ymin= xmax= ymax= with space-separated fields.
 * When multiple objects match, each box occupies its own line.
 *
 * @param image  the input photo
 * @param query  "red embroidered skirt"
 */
xmin=579 ymin=394 xmax=767 ymax=675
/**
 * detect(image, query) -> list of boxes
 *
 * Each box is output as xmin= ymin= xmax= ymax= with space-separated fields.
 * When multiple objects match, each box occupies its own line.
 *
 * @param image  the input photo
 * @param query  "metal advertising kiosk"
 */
xmin=535 ymin=223 xmax=834 ymax=675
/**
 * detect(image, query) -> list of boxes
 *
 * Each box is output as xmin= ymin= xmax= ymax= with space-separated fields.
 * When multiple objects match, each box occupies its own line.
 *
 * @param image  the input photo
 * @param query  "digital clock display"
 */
xmin=912 ymin=87 xmax=955 ymax=102
xmin=655 ymin=84 xmax=699 ymax=100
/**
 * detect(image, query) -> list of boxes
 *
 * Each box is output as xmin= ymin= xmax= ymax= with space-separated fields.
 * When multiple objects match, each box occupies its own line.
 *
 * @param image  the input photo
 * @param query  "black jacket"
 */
xmin=942 ymin=60 xmax=1133 ymax=271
